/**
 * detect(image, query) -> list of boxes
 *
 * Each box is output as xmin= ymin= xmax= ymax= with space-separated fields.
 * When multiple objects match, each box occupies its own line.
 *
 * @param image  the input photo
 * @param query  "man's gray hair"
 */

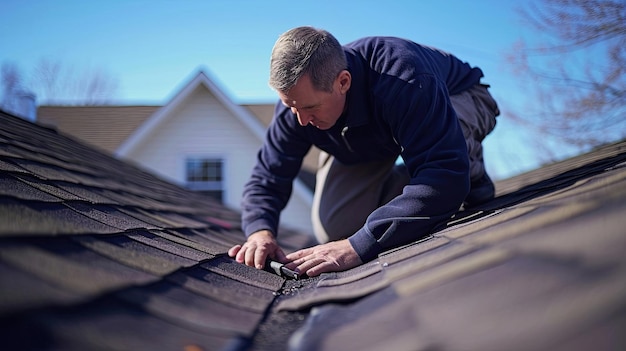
xmin=269 ymin=26 xmax=347 ymax=93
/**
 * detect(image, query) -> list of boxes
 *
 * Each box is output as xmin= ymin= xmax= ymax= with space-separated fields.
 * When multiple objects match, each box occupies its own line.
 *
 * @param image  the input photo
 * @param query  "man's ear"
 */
xmin=337 ymin=70 xmax=351 ymax=94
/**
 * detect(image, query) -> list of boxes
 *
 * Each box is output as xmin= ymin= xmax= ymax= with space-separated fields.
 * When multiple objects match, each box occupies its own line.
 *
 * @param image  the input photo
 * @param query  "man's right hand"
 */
xmin=227 ymin=230 xmax=288 ymax=269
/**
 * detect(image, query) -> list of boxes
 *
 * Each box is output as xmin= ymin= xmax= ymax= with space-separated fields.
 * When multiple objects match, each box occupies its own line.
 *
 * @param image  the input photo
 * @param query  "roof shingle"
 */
xmin=1 ymin=109 xmax=625 ymax=351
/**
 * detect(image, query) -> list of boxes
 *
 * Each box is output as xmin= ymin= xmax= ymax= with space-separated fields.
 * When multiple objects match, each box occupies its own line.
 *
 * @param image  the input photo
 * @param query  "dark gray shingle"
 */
xmin=1 ymin=109 xmax=625 ymax=351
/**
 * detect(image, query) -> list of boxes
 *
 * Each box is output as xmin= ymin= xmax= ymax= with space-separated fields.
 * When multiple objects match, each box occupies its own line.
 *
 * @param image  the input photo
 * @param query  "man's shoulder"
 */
xmin=344 ymin=36 xmax=416 ymax=50
xmin=344 ymin=36 xmax=441 ymax=65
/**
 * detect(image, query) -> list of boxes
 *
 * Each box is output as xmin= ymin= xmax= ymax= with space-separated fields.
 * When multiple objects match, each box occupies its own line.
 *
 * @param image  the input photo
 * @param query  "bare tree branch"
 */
xmin=508 ymin=0 xmax=626 ymax=158
xmin=30 ymin=59 xmax=119 ymax=105
xmin=1 ymin=58 xmax=119 ymax=107
xmin=0 ymin=62 xmax=24 ymax=112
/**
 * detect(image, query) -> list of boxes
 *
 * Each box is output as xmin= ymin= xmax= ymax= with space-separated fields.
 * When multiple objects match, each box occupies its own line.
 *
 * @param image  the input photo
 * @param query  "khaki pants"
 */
xmin=312 ymin=84 xmax=499 ymax=243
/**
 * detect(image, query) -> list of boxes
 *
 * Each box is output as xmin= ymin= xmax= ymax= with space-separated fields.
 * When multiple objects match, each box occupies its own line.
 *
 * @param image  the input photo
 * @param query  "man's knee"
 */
xmin=451 ymin=84 xmax=498 ymax=142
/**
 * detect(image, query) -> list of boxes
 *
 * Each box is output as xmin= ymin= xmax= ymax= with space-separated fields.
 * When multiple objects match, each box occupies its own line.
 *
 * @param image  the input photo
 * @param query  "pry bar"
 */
xmin=266 ymin=259 xmax=299 ymax=280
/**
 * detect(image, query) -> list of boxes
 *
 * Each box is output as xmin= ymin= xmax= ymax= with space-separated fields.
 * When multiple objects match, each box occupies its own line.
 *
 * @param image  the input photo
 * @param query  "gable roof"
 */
xmin=36 ymin=78 xmax=321 ymax=176
xmin=1 ymin=109 xmax=625 ymax=350
xmin=116 ymin=69 xmax=267 ymax=157
xmin=37 ymin=103 xmax=321 ymax=175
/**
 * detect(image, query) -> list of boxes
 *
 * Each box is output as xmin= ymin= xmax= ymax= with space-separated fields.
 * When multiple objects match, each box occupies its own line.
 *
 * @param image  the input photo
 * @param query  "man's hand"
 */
xmin=285 ymin=239 xmax=363 ymax=277
xmin=228 ymin=230 xmax=287 ymax=269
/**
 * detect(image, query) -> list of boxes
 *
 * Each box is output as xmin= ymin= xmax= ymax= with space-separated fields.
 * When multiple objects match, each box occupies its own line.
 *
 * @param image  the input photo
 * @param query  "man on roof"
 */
xmin=228 ymin=26 xmax=499 ymax=277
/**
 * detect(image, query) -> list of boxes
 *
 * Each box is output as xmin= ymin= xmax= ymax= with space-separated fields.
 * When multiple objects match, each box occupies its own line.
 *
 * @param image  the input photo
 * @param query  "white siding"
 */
xmin=125 ymin=85 xmax=313 ymax=234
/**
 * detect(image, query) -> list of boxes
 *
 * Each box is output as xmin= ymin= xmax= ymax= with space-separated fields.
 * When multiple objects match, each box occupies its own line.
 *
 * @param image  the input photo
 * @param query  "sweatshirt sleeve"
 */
xmin=241 ymin=103 xmax=312 ymax=237
xmin=349 ymin=74 xmax=470 ymax=262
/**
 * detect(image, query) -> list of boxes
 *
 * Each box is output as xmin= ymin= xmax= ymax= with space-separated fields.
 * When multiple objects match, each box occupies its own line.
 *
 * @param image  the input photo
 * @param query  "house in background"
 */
xmin=37 ymin=69 xmax=319 ymax=235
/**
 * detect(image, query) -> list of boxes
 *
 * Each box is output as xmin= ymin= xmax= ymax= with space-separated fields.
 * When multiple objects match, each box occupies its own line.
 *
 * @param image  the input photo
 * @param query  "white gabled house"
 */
xmin=39 ymin=69 xmax=315 ymax=235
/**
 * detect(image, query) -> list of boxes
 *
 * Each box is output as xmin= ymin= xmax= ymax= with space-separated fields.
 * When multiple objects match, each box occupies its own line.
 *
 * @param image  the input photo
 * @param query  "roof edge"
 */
xmin=115 ymin=68 xmax=268 ymax=157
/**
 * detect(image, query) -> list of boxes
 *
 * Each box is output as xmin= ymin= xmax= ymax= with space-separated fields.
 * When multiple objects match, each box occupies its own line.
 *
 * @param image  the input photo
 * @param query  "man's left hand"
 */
xmin=285 ymin=239 xmax=362 ymax=277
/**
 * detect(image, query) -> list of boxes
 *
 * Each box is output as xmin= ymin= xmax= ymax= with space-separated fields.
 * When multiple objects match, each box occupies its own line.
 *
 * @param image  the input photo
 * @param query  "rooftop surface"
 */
xmin=1 ymin=109 xmax=625 ymax=350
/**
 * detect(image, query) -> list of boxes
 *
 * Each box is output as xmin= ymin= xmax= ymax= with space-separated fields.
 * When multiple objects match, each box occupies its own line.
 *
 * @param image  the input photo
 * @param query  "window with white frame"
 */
xmin=185 ymin=158 xmax=224 ymax=201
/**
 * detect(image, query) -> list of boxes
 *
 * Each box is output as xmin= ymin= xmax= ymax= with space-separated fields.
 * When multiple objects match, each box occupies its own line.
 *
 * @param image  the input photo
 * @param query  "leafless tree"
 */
xmin=0 ymin=59 xmax=119 ymax=108
xmin=0 ymin=62 xmax=24 ymax=112
xmin=31 ymin=59 xmax=62 ymax=105
xmin=30 ymin=58 xmax=119 ymax=105
xmin=507 ymin=0 xmax=625 ymax=158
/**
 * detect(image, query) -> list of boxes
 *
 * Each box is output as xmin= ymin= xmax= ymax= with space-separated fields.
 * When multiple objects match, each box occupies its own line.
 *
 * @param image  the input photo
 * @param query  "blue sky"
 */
xmin=1 ymin=0 xmax=561 ymax=179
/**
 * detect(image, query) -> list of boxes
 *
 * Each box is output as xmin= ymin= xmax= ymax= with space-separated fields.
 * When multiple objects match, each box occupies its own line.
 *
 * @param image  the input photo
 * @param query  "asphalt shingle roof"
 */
xmin=36 ymin=106 xmax=159 ymax=154
xmin=1 ymin=109 xmax=625 ymax=351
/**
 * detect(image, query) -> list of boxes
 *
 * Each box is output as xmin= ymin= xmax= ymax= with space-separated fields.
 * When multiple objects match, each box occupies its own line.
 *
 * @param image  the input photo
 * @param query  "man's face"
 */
xmin=278 ymin=72 xmax=349 ymax=130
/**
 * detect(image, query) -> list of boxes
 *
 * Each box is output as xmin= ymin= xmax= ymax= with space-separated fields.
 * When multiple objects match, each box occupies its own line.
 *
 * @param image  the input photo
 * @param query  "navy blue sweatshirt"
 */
xmin=242 ymin=36 xmax=483 ymax=262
